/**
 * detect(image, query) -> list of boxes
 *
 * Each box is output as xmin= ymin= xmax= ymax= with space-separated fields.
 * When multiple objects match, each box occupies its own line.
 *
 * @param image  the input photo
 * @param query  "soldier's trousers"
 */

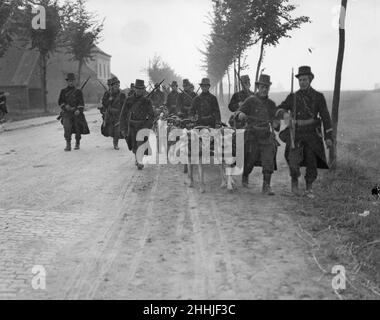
xmin=63 ymin=114 xmax=81 ymax=142
xmin=288 ymin=142 xmax=318 ymax=184
xmin=243 ymin=142 xmax=275 ymax=177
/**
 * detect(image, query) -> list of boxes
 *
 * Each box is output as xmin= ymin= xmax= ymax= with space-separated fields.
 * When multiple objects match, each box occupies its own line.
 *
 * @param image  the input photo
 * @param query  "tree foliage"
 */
xmin=0 ymin=0 xmax=25 ymax=58
xmin=203 ymin=0 xmax=310 ymax=89
xmin=62 ymin=0 xmax=104 ymax=84
xmin=147 ymin=55 xmax=182 ymax=87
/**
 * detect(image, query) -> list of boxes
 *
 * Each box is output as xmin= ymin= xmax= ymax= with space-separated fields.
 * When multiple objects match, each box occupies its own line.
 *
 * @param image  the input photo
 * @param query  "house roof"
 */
xmin=93 ymin=46 xmax=111 ymax=58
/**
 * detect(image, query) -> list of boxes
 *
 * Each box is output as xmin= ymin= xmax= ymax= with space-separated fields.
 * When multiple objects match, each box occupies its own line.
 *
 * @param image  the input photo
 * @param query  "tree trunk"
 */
xmin=40 ymin=53 xmax=48 ymax=113
xmin=219 ymin=79 xmax=224 ymax=105
xmin=77 ymin=59 xmax=83 ymax=87
xmin=233 ymin=59 xmax=237 ymax=93
xmin=330 ymin=0 xmax=347 ymax=170
xmin=237 ymin=54 xmax=241 ymax=91
xmin=227 ymin=66 xmax=231 ymax=102
xmin=255 ymin=37 xmax=265 ymax=93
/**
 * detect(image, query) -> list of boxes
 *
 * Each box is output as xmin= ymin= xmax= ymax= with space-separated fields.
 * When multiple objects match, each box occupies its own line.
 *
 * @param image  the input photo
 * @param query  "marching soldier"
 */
xmin=228 ymin=75 xmax=254 ymax=112
xmin=276 ymin=66 xmax=333 ymax=198
xmin=150 ymin=83 xmax=166 ymax=116
xmin=236 ymin=74 xmax=280 ymax=195
xmin=0 ymin=91 xmax=9 ymax=123
xmin=177 ymin=79 xmax=197 ymax=119
xmin=102 ymin=77 xmax=127 ymax=150
xmin=119 ymin=79 xmax=154 ymax=170
xmin=228 ymin=75 xmax=254 ymax=129
xmin=162 ymin=85 xmax=170 ymax=100
xmin=99 ymin=78 xmax=112 ymax=120
xmin=165 ymin=81 xmax=179 ymax=115
xmin=128 ymin=83 xmax=135 ymax=97
xmin=58 ymin=73 xmax=90 ymax=152
xmin=191 ymin=78 xmax=222 ymax=128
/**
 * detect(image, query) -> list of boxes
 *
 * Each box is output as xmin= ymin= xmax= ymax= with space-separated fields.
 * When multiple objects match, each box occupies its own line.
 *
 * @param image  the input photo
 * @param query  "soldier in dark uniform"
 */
xmin=128 ymin=83 xmax=135 ymax=97
xmin=99 ymin=78 xmax=112 ymax=118
xmin=191 ymin=78 xmax=222 ymax=128
xmin=58 ymin=73 xmax=90 ymax=151
xmin=150 ymin=83 xmax=166 ymax=117
xmin=119 ymin=79 xmax=154 ymax=170
xmin=165 ymin=81 xmax=179 ymax=115
xmin=236 ymin=74 xmax=280 ymax=195
xmin=102 ymin=77 xmax=127 ymax=150
xmin=0 ymin=91 xmax=9 ymax=123
xmin=177 ymin=79 xmax=197 ymax=119
xmin=276 ymin=66 xmax=333 ymax=198
xmin=228 ymin=75 xmax=254 ymax=112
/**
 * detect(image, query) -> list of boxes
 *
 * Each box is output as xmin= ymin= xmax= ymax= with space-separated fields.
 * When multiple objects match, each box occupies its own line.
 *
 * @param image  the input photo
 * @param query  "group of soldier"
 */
xmin=57 ymin=65 xmax=333 ymax=198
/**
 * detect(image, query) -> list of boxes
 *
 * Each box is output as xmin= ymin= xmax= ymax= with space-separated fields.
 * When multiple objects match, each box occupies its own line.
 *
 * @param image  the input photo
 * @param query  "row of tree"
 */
xmin=147 ymin=55 xmax=182 ymax=89
xmin=203 ymin=0 xmax=349 ymax=169
xmin=202 ymin=0 xmax=309 ymax=100
xmin=0 ymin=0 xmax=104 ymax=111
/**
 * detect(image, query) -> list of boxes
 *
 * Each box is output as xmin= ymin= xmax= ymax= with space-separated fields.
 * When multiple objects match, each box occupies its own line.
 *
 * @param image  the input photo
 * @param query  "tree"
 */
xmin=21 ymin=0 xmax=63 ymax=112
xmin=0 ymin=0 xmax=24 ymax=58
xmin=202 ymin=0 xmax=310 ymax=98
xmin=246 ymin=0 xmax=310 ymax=84
xmin=147 ymin=55 xmax=182 ymax=88
xmin=62 ymin=0 xmax=104 ymax=86
xmin=329 ymin=0 xmax=348 ymax=170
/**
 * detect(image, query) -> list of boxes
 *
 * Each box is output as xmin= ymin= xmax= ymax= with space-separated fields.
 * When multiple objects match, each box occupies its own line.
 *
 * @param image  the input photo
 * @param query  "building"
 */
xmin=87 ymin=46 xmax=112 ymax=83
xmin=0 ymin=41 xmax=112 ymax=112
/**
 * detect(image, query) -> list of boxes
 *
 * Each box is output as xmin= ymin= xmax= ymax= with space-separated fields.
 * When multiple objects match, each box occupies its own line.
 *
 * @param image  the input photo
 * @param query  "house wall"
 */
xmin=0 ymin=44 xmax=111 ymax=111
xmin=87 ymin=53 xmax=111 ymax=82
xmin=0 ymin=86 xmax=28 ymax=111
xmin=39 ymin=51 xmax=106 ymax=109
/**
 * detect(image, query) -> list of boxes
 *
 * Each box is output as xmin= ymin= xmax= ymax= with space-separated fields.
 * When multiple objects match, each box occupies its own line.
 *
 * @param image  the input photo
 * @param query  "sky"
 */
xmin=87 ymin=0 xmax=380 ymax=91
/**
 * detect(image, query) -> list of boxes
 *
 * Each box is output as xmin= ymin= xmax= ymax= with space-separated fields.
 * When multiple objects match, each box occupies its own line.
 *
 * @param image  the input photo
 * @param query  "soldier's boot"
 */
xmin=291 ymin=177 xmax=300 ymax=196
xmin=305 ymin=182 xmax=315 ymax=199
xmin=64 ymin=141 xmax=71 ymax=152
xmin=262 ymin=174 xmax=275 ymax=196
xmin=74 ymin=140 xmax=80 ymax=150
xmin=242 ymin=175 xmax=249 ymax=188
xmin=113 ymin=139 xmax=120 ymax=150
xmin=135 ymin=157 xmax=144 ymax=170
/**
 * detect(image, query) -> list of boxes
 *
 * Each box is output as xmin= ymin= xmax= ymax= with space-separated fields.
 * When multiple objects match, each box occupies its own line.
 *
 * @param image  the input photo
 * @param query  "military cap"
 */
xmin=296 ymin=66 xmax=315 ymax=80
xmin=199 ymin=78 xmax=211 ymax=86
xmin=255 ymin=74 xmax=272 ymax=86
xmin=66 ymin=73 xmax=76 ymax=81
xmin=134 ymin=79 xmax=146 ymax=89
xmin=109 ymin=77 xmax=120 ymax=86
xmin=241 ymin=75 xmax=251 ymax=83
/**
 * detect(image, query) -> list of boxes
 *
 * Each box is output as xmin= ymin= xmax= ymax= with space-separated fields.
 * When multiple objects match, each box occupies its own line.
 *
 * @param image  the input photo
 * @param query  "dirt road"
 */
xmin=0 ymin=110 xmax=336 ymax=300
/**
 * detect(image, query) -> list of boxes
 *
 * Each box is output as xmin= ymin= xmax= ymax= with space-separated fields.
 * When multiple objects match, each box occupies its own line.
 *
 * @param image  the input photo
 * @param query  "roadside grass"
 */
xmin=290 ymin=90 xmax=380 ymax=299
xmin=296 ymin=154 xmax=380 ymax=299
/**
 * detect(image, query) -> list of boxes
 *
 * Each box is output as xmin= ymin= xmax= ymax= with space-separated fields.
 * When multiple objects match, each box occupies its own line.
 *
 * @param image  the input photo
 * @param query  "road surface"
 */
xmin=0 ymin=109 xmax=336 ymax=300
